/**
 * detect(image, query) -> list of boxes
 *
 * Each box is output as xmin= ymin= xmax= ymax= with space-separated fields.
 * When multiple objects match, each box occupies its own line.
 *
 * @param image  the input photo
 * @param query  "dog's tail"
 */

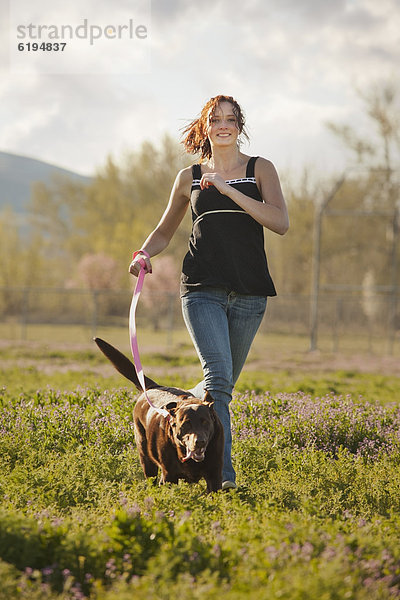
xmin=94 ymin=337 xmax=160 ymax=391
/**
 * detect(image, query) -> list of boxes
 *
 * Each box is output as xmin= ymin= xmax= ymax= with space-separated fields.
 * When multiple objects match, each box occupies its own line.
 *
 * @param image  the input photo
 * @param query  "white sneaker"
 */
xmin=222 ymin=480 xmax=237 ymax=491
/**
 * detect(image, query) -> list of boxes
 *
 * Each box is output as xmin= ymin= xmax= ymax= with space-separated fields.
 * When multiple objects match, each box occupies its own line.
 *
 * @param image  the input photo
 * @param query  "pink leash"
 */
xmin=129 ymin=251 xmax=170 ymax=419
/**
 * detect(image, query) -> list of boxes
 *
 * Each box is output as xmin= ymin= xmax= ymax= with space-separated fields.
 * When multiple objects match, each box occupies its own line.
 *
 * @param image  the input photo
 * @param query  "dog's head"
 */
xmin=166 ymin=392 xmax=217 ymax=463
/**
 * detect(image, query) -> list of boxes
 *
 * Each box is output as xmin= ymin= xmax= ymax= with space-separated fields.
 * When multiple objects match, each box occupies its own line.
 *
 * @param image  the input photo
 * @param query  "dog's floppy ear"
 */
xmin=165 ymin=401 xmax=178 ymax=419
xmin=94 ymin=337 xmax=160 ymax=391
xmin=202 ymin=390 xmax=215 ymax=408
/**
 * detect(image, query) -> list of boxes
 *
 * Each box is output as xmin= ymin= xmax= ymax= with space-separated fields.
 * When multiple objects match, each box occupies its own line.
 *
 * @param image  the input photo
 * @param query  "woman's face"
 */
xmin=206 ymin=101 xmax=239 ymax=149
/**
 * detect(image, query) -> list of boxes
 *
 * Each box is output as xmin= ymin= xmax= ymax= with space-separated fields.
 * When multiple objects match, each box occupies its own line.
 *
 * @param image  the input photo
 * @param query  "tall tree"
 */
xmin=29 ymin=135 xmax=191 ymax=287
xmin=324 ymin=80 xmax=400 ymax=338
xmin=327 ymin=81 xmax=400 ymax=175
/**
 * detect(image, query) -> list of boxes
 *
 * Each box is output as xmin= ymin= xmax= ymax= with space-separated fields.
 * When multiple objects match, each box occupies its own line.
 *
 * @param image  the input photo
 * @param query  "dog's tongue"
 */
xmin=181 ymin=448 xmax=205 ymax=463
xmin=181 ymin=449 xmax=195 ymax=462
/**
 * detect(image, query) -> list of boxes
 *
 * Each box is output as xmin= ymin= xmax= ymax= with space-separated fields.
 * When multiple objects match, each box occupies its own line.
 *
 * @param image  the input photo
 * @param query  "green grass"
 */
xmin=0 ymin=342 xmax=400 ymax=598
xmin=236 ymin=369 xmax=400 ymax=405
xmin=0 ymin=346 xmax=103 ymax=363
xmin=2 ymin=364 xmax=399 ymax=405
xmin=2 ymin=350 xmax=399 ymax=405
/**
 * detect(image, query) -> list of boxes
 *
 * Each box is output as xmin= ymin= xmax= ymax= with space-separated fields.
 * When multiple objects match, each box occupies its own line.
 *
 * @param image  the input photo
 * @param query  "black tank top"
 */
xmin=180 ymin=156 xmax=277 ymax=297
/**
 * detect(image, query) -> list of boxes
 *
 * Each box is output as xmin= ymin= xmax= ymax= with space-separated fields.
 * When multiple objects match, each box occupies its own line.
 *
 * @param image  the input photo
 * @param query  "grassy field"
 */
xmin=0 ymin=333 xmax=400 ymax=599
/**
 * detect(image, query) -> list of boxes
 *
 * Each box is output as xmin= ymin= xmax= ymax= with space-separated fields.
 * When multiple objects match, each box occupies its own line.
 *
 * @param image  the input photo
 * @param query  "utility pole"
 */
xmin=388 ymin=203 xmax=399 ymax=354
xmin=309 ymin=175 xmax=346 ymax=351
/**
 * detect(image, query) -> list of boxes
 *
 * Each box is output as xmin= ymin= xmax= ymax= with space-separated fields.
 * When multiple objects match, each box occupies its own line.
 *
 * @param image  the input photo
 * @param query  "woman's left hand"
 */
xmin=200 ymin=172 xmax=230 ymax=195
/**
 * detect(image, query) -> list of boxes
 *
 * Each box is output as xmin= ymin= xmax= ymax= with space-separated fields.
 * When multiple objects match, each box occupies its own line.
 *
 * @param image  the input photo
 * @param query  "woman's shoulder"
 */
xmin=173 ymin=165 xmax=197 ymax=198
xmin=253 ymin=156 xmax=275 ymax=168
xmin=179 ymin=164 xmax=196 ymax=177
xmin=175 ymin=165 xmax=195 ymax=185
xmin=253 ymin=156 xmax=280 ymax=178
xmin=177 ymin=163 xmax=205 ymax=182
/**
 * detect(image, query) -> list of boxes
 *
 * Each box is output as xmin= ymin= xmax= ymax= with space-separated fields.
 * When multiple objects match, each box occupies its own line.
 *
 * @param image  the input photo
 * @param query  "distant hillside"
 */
xmin=0 ymin=151 xmax=92 ymax=214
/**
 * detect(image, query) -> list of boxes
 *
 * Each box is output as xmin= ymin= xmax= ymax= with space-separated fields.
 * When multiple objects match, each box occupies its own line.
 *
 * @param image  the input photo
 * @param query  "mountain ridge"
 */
xmin=0 ymin=151 xmax=93 ymax=214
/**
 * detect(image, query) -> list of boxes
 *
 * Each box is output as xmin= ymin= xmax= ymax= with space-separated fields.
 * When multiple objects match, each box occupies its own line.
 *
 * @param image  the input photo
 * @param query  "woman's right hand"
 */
xmin=129 ymin=251 xmax=152 ymax=277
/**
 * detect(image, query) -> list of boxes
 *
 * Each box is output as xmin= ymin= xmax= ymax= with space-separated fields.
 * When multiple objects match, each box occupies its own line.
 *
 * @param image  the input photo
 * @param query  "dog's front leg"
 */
xmin=134 ymin=420 xmax=159 ymax=479
xmin=205 ymin=475 xmax=222 ymax=493
xmin=140 ymin=456 xmax=159 ymax=479
xmin=159 ymin=468 xmax=179 ymax=486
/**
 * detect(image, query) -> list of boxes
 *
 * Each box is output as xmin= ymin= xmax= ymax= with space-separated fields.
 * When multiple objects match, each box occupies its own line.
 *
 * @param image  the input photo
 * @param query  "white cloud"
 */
xmin=0 ymin=0 xmax=399 ymax=177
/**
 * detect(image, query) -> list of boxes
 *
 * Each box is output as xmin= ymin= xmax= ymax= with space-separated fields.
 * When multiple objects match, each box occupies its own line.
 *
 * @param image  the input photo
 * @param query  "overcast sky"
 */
xmin=1 ymin=0 xmax=399 ymax=178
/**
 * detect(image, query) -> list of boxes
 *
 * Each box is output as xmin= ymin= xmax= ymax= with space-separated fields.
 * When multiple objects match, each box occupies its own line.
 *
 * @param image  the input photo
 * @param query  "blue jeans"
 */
xmin=181 ymin=288 xmax=267 ymax=483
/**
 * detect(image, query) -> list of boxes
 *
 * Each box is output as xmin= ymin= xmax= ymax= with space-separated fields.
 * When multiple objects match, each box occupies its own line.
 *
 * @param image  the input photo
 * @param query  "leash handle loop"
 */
xmin=132 ymin=249 xmax=152 ymax=274
xmin=129 ymin=254 xmax=170 ymax=419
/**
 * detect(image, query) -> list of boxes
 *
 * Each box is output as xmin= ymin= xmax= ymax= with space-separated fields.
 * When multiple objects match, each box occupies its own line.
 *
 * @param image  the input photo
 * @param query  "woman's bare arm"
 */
xmin=129 ymin=167 xmax=192 ymax=276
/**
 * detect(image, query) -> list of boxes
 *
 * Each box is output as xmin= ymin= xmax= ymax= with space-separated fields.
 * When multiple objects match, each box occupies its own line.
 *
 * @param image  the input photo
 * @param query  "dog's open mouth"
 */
xmin=181 ymin=447 xmax=206 ymax=463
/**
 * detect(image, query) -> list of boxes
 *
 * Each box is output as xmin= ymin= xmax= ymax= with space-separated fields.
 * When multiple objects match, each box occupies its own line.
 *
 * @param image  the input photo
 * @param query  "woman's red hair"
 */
xmin=181 ymin=95 xmax=249 ymax=160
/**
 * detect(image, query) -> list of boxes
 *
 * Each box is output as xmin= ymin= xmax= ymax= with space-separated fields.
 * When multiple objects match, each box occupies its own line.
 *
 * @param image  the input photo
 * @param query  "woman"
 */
xmin=129 ymin=95 xmax=289 ymax=490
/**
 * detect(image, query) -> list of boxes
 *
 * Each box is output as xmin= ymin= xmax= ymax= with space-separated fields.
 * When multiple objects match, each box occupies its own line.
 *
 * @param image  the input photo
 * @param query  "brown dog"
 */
xmin=94 ymin=338 xmax=224 ymax=492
